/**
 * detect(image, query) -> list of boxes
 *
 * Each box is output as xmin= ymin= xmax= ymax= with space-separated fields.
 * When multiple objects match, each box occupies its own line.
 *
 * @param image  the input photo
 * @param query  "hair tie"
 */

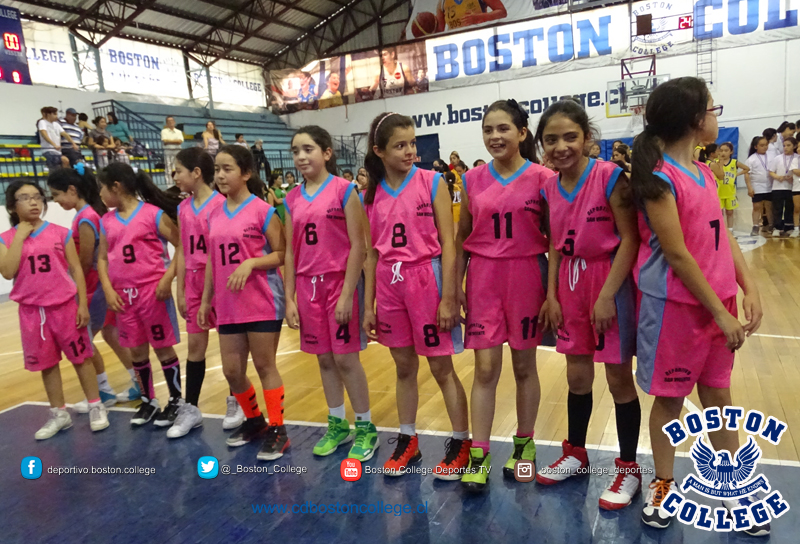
xmin=374 ymin=113 xmax=398 ymax=140
xmin=644 ymin=124 xmax=658 ymax=136
xmin=74 ymin=162 xmax=85 ymax=176
xmin=506 ymin=99 xmax=529 ymax=122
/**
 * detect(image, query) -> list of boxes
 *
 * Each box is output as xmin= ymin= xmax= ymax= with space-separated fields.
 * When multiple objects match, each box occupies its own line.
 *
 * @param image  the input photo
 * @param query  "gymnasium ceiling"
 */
xmin=7 ymin=0 xmax=410 ymax=70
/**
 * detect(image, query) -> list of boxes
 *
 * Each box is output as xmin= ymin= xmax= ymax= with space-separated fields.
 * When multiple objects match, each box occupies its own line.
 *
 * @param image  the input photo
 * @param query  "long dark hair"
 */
xmin=698 ymin=143 xmax=717 ymax=163
xmin=6 ymin=180 xmax=47 ymax=226
xmin=292 ymin=126 xmax=338 ymax=176
xmin=205 ymin=121 xmax=221 ymax=140
xmin=98 ymin=163 xmax=180 ymax=221
xmin=107 ymin=111 xmax=119 ymax=125
xmin=363 ymin=112 xmax=414 ymax=205
xmin=631 ymin=77 xmax=710 ymax=204
xmin=534 ymin=98 xmax=598 ymax=162
xmin=486 ymin=99 xmax=538 ymax=163
xmin=176 ymin=147 xmax=215 ymax=186
xmin=217 ymin=144 xmax=265 ymax=200
xmin=48 ymin=167 xmax=107 ymax=216
xmin=748 ymin=136 xmax=767 ymax=157
xmin=762 ymin=128 xmax=777 ymax=142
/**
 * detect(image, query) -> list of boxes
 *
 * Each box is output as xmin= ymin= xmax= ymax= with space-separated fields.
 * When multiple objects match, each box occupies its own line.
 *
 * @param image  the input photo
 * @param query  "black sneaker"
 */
xmin=153 ymin=397 xmax=183 ymax=428
xmin=131 ymin=399 xmax=161 ymax=426
xmin=226 ymin=415 xmax=267 ymax=447
xmin=257 ymin=425 xmax=291 ymax=461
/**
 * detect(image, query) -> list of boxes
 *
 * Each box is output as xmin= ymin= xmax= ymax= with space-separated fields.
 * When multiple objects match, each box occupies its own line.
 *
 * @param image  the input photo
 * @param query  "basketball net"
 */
xmin=630 ymin=105 xmax=646 ymax=135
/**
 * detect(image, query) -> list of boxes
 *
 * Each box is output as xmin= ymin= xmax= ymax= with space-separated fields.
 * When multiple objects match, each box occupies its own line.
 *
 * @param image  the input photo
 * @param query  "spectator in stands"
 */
xmin=588 ymin=142 xmax=601 ymax=159
xmin=88 ymin=116 xmax=119 ymax=168
xmin=473 ymin=159 xmax=486 ymax=167
xmin=161 ymin=115 xmax=184 ymax=176
xmin=612 ymin=139 xmax=624 ymax=151
xmin=234 ymin=134 xmax=248 ymax=147
xmin=448 ymin=151 xmax=460 ymax=170
xmin=251 ymin=139 xmax=271 ymax=178
xmin=285 ymin=171 xmax=298 ymax=191
xmin=342 ymin=169 xmax=354 ymax=181
xmin=203 ymin=121 xmax=225 ymax=158
xmin=58 ymin=108 xmax=85 ymax=167
xmin=612 ymin=144 xmax=631 ymax=171
xmin=358 ymin=166 xmax=368 ymax=181
xmin=77 ymin=112 xmax=92 ymax=134
xmin=319 ymin=72 xmax=344 ymax=110
xmin=106 ymin=111 xmax=133 ymax=145
xmin=37 ymin=106 xmax=78 ymax=172
xmin=267 ymin=174 xmax=287 ymax=223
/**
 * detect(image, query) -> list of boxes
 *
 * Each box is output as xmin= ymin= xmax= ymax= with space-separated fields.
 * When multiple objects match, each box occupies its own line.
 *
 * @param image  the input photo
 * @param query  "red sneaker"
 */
xmin=535 ymin=439 xmax=589 ymax=485
xmin=383 ymin=433 xmax=422 ymax=476
xmin=434 ymin=438 xmax=471 ymax=481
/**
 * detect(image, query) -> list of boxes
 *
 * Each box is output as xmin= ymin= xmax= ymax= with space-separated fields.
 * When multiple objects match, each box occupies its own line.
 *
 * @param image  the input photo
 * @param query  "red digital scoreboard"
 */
xmin=0 ymin=5 xmax=31 ymax=85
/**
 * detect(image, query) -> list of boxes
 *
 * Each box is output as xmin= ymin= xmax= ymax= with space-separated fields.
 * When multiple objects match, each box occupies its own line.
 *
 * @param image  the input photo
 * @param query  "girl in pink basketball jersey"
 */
xmin=198 ymin=145 xmax=290 ymax=461
xmin=171 ymin=148 xmax=228 ymax=438
xmin=48 ymin=167 xmax=138 ymax=410
xmin=362 ymin=112 xmax=470 ymax=478
xmin=535 ymin=100 xmax=642 ymax=510
xmin=284 ymin=126 xmax=378 ymax=461
xmin=0 ymin=180 xmax=109 ymax=439
xmin=455 ymin=100 xmax=553 ymax=492
xmin=97 ymin=163 xmax=184 ymax=428
xmin=630 ymin=78 xmax=765 ymax=535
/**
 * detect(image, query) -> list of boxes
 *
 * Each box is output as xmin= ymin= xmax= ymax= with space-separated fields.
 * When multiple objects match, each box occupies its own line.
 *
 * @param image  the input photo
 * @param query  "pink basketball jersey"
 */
xmin=364 ymin=166 xmax=442 ymax=265
xmin=542 ymin=159 xmax=624 ymax=261
xmin=179 ymin=191 xmax=225 ymax=271
xmin=285 ymin=175 xmax=359 ymax=276
xmin=0 ymin=222 xmax=76 ymax=306
xmin=462 ymin=160 xmax=551 ymax=258
xmin=636 ymin=155 xmax=737 ymax=304
xmin=100 ymin=201 xmax=170 ymax=288
xmin=208 ymin=195 xmax=285 ymax=325
xmin=72 ymin=204 xmax=102 ymax=295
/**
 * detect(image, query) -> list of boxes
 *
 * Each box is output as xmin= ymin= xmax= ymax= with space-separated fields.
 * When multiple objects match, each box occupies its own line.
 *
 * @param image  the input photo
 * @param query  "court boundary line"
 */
xmin=6 ymin=401 xmax=799 ymax=467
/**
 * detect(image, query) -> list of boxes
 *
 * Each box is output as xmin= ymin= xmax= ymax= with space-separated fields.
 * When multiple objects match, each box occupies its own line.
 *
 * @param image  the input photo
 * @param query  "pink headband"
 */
xmin=374 ymin=112 xmax=398 ymax=139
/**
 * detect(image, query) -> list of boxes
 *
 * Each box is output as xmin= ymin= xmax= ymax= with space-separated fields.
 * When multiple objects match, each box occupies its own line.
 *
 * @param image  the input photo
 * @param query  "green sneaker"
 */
xmin=503 ymin=435 xmax=536 ymax=478
xmin=461 ymin=447 xmax=492 ymax=493
xmin=347 ymin=420 xmax=380 ymax=461
xmin=313 ymin=415 xmax=353 ymax=456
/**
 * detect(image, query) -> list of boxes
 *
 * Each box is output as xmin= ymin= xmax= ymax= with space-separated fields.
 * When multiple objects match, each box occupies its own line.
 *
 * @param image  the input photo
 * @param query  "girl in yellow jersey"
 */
xmin=436 ymin=0 xmax=508 ymax=32
xmin=716 ymin=142 xmax=750 ymax=231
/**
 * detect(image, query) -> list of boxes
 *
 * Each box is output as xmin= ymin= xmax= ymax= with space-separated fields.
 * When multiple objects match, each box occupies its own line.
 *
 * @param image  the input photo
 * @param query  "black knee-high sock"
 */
xmin=132 ymin=360 xmax=155 ymax=402
xmin=568 ymin=391 xmax=593 ymax=449
xmin=615 ymin=398 xmax=641 ymax=462
xmin=185 ymin=359 xmax=206 ymax=406
xmin=160 ymin=357 xmax=182 ymax=400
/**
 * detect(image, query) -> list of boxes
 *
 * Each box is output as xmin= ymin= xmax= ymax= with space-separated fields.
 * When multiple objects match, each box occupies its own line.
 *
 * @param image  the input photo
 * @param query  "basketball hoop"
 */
xmin=630 ymin=104 xmax=646 ymax=134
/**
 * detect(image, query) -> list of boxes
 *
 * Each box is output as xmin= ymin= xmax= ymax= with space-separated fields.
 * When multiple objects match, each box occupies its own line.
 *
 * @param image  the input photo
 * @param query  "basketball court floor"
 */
xmin=3 ymin=191 xmax=799 ymax=543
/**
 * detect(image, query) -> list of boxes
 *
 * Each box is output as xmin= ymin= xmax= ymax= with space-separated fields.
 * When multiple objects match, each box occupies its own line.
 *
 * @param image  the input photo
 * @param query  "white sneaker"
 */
xmin=167 ymin=402 xmax=204 ymax=438
xmin=641 ymin=478 xmax=675 ymax=529
xmin=89 ymin=403 xmax=110 ymax=432
xmin=223 ymin=396 xmax=245 ymax=430
xmin=535 ymin=440 xmax=589 ymax=485
xmin=772 ymin=229 xmax=781 ymax=237
xmin=791 ymin=228 xmax=800 ymax=238
xmin=72 ymin=399 xmax=89 ymax=414
xmin=35 ymin=407 xmax=73 ymax=440
xmin=723 ymin=496 xmax=771 ymax=536
xmin=599 ymin=458 xmax=642 ymax=510
xmin=116 ymin=381 xmax=142 ymax=403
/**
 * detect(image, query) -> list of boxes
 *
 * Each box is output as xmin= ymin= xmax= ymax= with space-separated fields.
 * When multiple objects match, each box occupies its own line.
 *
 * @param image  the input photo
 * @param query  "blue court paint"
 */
xmin=2 ymin=404 xmax=799 ymax=543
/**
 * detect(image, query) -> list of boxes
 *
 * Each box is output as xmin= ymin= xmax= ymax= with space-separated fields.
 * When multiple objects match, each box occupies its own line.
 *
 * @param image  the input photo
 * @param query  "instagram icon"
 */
xmin=514 ymin=460 xmax=535 ymax=482
xmin=341 ymin=459 xmax=362 ymax=481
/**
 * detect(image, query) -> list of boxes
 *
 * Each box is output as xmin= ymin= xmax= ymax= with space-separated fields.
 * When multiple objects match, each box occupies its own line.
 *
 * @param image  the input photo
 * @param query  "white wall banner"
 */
xmin=99 ymin=37 xmax=189 ymax=99
xmin=209 ymin=58 xmax=266 ymax=107
xmin=426 ymin=0 xmax=800 ymax=90
xmin=22 ymin=20 xmax=79 ymax=88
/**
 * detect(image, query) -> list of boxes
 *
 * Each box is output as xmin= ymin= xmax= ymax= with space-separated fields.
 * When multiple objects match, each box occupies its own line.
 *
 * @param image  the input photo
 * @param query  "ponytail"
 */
xmin=364 ymin=112 xmax=414 ymax=205
xmin=748 ymin=136 xmax=767 ymax=157
xmin=98 ymin=163 xmax=180 ymax=221
xmin=48 ymin=166 xmax=108 ymax=216
xmin=175 ymin=147 xmax=215 ymax=186
xmin=630 ymin=77 xmax=709 ymax=206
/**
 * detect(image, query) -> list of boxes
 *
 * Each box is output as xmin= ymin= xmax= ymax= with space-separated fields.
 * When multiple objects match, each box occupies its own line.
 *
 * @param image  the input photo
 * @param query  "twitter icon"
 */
xmin=197 ymin=456 xmax=219 ymax=479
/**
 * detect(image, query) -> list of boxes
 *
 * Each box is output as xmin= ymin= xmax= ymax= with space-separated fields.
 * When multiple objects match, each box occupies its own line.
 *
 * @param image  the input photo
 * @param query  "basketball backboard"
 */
xmin=605 ymin=75 xmax=670 ymax=118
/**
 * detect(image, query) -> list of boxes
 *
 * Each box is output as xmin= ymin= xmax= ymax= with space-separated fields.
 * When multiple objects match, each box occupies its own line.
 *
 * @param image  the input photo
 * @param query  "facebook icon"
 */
xmin=21 ymin=457 xmax=42 ymax=479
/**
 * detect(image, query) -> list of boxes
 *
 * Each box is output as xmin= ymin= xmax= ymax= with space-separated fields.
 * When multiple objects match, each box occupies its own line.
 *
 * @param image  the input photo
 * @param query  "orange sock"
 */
xmin=233 ymin=385 xmax=261 ymax=419
xmin=264 ymin=385 xmax=285 ymax=426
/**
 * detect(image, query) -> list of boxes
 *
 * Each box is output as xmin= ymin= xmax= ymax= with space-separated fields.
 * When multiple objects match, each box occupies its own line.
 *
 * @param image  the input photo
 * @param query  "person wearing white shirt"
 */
xmin=38 ymin=106 xmax=79 ymax=171
xmin=745 ymin=135 xmax=774 ymax=236
xmin=768 ymin=136 xmax=798 ymax=237
xmin=161 ymin=115 xmax=184 ymax=176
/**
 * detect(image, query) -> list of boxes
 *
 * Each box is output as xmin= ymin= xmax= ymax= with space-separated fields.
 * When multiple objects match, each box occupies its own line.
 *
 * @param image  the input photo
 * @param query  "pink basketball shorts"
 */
xmin=20 ymin=298 xmax=92 ymax=371
xmin=184 ymin=267 xmax=215 ymax=334
xmin=114 ymin=281 xmax=180 ymax=349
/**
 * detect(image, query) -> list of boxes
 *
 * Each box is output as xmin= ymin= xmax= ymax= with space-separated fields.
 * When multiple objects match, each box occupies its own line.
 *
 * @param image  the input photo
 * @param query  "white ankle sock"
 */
xmin=452 ymin=430 xmax=469 ymax=440
xmin=329 ymin=403 xmax=346 ymax=419
xmin=355 ymin=410 xmax=371 ymax=422
xmin=96 ymin=372 xmax=113 ymax=393
xmin=400 ymin=424 xmax=416 ymax=436
xmin=127 ymin=368 xmax=136 ymax=381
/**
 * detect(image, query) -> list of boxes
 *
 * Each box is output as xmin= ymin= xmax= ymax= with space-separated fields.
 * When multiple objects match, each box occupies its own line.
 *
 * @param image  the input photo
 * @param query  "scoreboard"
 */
xmin=0 ymin=5 xmax=31 ymax=85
